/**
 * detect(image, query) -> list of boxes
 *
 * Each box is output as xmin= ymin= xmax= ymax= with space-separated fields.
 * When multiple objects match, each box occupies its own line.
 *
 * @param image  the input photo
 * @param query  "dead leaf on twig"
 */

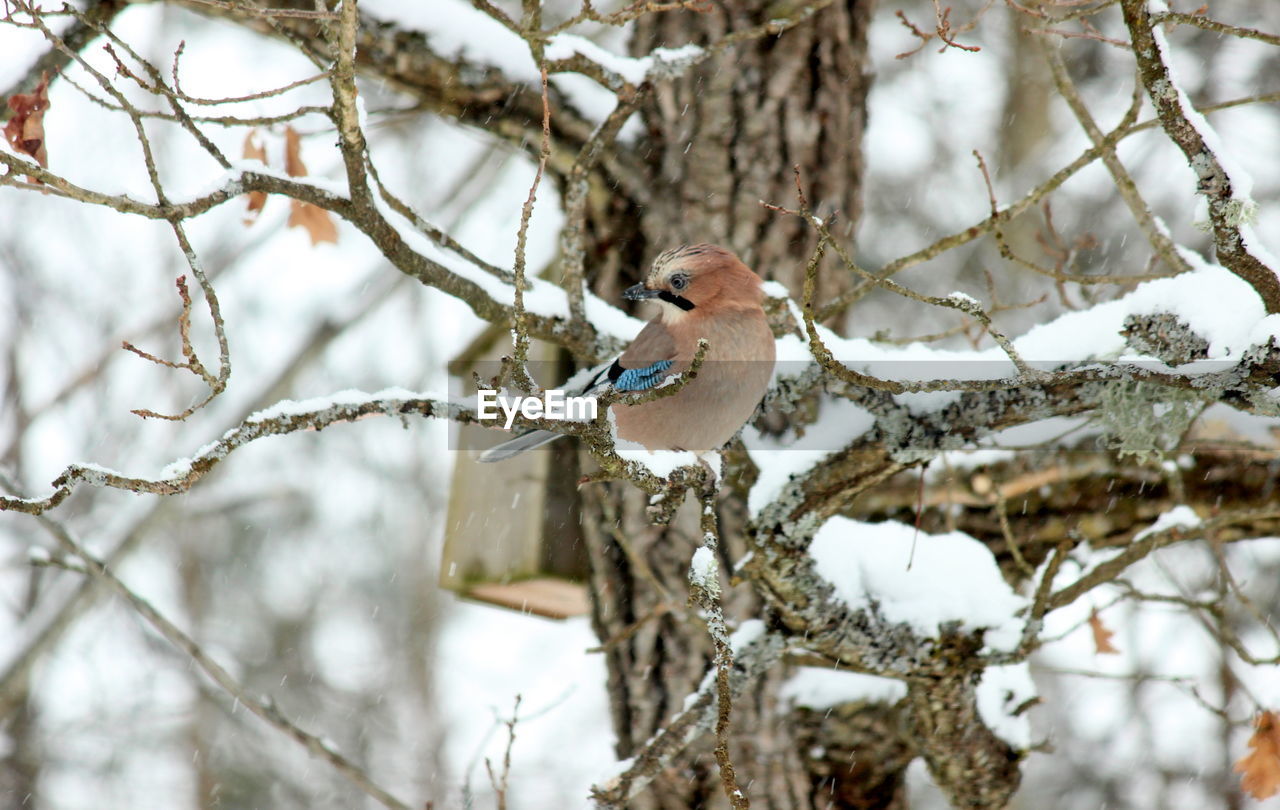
xmin=241 ymin=128 xmax=268 ymax=225
xmin=283 ymin=125 xmax=337 ymax=245
xmin=1088 ymin=608 xmax=1120 ymax=655
xmin=1235 ymin=710 xmax=1280 ymax=800
xmin=288 ymin=199 xmax=338 ymax=245
xmin=4 ymin=72 xmax=51 ymax=182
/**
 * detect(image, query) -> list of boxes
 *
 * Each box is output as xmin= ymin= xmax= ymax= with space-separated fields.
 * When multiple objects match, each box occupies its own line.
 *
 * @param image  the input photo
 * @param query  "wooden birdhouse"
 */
xmin=441 ymin=323 xmax=591 ymax=619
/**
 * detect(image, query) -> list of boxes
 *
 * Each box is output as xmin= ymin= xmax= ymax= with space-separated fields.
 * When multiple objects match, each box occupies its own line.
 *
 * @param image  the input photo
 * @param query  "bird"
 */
xmin=477 ymin=244 xmax=776 ymax=462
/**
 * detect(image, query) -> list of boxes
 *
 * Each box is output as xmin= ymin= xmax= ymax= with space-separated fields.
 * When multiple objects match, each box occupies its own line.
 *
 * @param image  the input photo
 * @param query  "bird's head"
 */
xmin=622 ymin=244 xmax=763 ymax=321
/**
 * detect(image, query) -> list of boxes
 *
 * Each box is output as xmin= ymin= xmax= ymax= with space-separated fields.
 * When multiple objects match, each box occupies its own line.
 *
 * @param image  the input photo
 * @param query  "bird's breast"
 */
xmin=614 ymin=310 xmax=775 ymax=452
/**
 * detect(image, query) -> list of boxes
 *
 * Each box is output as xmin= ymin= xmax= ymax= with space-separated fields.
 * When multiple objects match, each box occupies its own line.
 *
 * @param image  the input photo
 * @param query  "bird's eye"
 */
xmin=670 ymin=273 xmax=689 ymax=290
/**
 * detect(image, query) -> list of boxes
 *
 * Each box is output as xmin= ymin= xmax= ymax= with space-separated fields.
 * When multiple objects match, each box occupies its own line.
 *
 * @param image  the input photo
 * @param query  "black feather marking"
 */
xmin=607 ymin=358 xmax=625 ymax=382
xmin=658 ymin=291 xmax=696 ymax=311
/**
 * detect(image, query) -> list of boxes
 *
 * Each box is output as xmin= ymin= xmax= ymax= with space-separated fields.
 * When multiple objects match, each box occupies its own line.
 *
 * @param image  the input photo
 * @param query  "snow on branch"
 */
xmin=736 ymin=506 xmax=1031 ymax=805
xmin=808 ymin=518 xmax=1027 ymax=654
xmin=689 ymin=485 xmax=750 ymax=809
xmin=0 ymin=389 xmax=461 ymax=515
xmin=544 ymin=35 xmax=703 ymax=88
xmin=1121 ymin=0 xmax=1280 ymax=313
xmin=0 ymin=361 xmax=728 ymax=516
xmin=537 ymin=1 xmax=834 ymax=92
xmin=0 ymin=139 xmax=604 ymax=353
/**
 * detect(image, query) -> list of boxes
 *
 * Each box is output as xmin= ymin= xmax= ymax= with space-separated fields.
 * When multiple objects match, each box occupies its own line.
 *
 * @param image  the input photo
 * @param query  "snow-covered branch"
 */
xmin=0 ymin=390 xmax=463 ymax=514
xmin=1122 ymin=0 xmax=1280 ymax=313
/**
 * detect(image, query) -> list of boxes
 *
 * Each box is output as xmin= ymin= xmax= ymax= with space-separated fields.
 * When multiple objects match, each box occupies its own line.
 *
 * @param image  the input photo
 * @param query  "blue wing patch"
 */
xmin=614 ymin=359 xmax=673 ymax=392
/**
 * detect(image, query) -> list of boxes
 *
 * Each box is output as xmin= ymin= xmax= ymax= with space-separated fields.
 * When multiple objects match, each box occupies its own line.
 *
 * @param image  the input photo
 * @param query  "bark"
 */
xmin=631 ymin=1 xmax=871 ymax=298
xmin=791 ymin=701 xmax=914 ymax=809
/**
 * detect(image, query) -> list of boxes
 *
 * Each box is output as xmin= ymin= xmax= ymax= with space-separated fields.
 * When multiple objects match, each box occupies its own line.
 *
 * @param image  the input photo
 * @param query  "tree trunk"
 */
xmin=579 ymin=4 xmax=918 ymax=807
xmin=632 ymin=1 xmax=871 ymax=294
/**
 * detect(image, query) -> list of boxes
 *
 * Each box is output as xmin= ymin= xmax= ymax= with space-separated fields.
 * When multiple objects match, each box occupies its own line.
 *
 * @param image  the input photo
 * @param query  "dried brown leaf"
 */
xmin=1088 ymin=608 xmax=1120 ymax=655
xmin=281 ymin=127 xmax=334 ymax=243
xmin=241 ymin=129 xmax=268 ymax=224
xmin=288 ymin=199 xmax=337 ymax=246
xmin=283 ymin=125 xmax=307 ymax=178
xmin=1235 ymin=710 xmax=1280 ymax=800
xmin=241 ymin=128 xmax=267 ymax=164
xmin=4 ymin=72 xmax=51 ymax=182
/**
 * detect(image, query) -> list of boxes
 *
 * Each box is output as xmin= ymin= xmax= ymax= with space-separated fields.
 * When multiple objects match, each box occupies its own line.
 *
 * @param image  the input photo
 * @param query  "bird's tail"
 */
xmin=476 ymin=430 xmax=564 ymax=463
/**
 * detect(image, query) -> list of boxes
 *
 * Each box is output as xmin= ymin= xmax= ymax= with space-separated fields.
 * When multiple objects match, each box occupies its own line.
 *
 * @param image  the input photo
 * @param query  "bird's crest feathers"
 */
xmin=643 ymin=244 xmax=764 ymax=319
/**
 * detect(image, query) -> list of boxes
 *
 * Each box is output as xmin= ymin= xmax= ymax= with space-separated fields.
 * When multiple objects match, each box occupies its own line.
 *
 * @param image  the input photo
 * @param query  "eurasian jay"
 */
xmin=478 ymin=244 xmax=776 ymax=461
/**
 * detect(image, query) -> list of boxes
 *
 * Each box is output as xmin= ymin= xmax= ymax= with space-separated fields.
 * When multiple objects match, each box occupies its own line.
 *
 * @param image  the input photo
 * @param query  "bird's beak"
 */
xmin=623 ymin=283 xmax=661 ymax=301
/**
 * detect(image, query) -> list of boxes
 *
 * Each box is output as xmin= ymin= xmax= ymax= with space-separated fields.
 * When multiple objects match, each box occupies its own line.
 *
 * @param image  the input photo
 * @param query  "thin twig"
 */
xmin=1046 ymin=509 xmax=1280 ymax=613
xmin=484 ymin=694 xmax=521 ymax=810
xmin=17 ymin=2 xmax=233 ymax=419
xmin=506 ymin=65 xmax=553 ymax=391
xmin=1153 ymin=11 xmax=1280 ymax=48
xmin=993 ymin=483 xmax=1036 ymax=579
xmin=556 ymin=86 xmax=644 ymax=333
xmin=179 ymin=0 xmax=339 ymax=21
xmin=816 ymin=88 xmax=1280 ymax=321
xmin=1037 ymin=39 xmax=1192 ymax=276
xmin=690 ymin=482 xmax=749 ymax=809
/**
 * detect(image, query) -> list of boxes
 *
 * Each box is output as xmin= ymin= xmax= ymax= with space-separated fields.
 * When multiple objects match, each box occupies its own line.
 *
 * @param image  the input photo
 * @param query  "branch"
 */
xmin=2 ymin=343 xmax=722 ymax=515
xmin=817 ymin=88 xmax=1280 ymax=320
xmin=1045 ymin=508 xmax=1280 ymax=612
xmin=690 ymin=483 xmax=749 ymax=809
xmin=0 ymin=390 xmax=470 ymax=514
xmin=1036 ymin=39 xmax=1193 ymax=276
xmin=506 ymin=65 xmax=553 ymax=391
xmin=0 ymin=152 xmax=592 ymax=353
xmin=1152 ymin=10 xmax=1280 ymax=48
xmin=3 ymin=3 xmax=623 ymax=363
xmin=556 ymin=83 xmax=645 ymax=328
xmin=13 ymin=0 xmax=233 ymax=417
xmin=178 ymin=0 xmax=339 ymax=20
xmin=0 ymin=0 xmax=124 ymax=104
xmin=122 ymin=275 xmax=227 ymax=420
xmin=170 ymin=0 xmax=623 ymax=184
xmin=327 ymin=0 xmax=369 ymax=204
xmin=1121 ymin=0 xmax=1280 ymax=313
xmin=545 ymin=0 xmax=714 ymax=36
